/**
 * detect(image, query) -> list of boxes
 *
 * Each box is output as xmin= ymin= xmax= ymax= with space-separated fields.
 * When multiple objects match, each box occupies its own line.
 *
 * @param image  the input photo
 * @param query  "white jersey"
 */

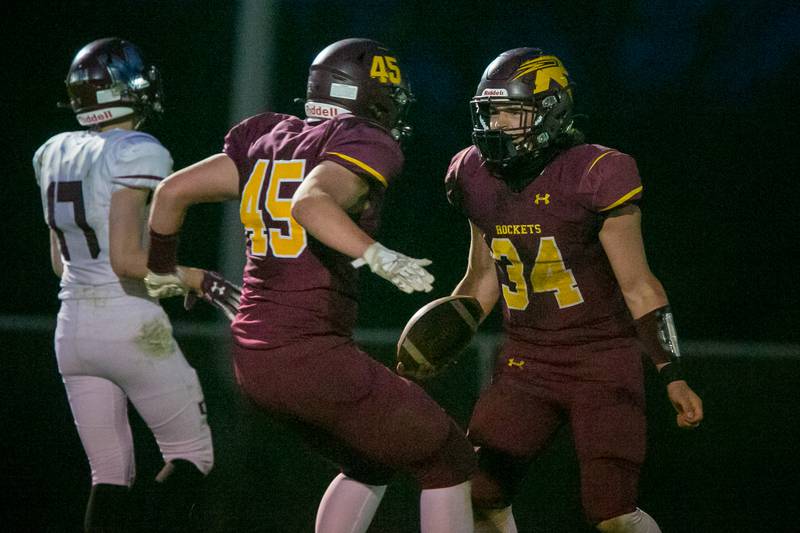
xmin=34 ymin=128 xmax=213 ymax=486
xmin=34 ymin=129 xmax=172 ymax=299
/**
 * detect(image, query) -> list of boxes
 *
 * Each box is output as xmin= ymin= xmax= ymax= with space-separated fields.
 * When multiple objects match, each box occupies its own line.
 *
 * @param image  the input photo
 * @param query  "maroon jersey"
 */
xmin=224 ymin=112 xmax=403 ymax=348
xmin=446 ymin=144 xmax=643 ymax=345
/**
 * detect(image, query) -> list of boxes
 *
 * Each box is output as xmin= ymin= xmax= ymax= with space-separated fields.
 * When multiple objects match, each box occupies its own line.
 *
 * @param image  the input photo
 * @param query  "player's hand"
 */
xmin=666 ymin=380 xmax=704 ymax=429
xmin=396 ymin=360 xmax=439 ymax=381
xmin=184 ymin=270 xmax=242 ymax=322
xmin=353 ymin=242 xmax=434 ymax=294
xmin=144 ymin=270 xmax=189 ymax=299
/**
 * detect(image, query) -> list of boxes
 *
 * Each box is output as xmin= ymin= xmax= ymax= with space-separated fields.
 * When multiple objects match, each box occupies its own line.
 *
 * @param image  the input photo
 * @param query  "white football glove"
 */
xmin=144 ymin=271 xmax=189 ymax=299
xmin=352 ymin=242 xmax=434 ymax=294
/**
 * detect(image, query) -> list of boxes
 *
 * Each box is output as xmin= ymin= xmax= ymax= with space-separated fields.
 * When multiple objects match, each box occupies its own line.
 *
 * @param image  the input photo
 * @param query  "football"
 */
xmin=396 ymin=295 xmax=483 ymax=377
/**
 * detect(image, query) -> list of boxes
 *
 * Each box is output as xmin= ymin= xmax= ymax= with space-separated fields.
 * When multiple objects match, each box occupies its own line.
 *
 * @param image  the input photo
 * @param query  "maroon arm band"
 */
xmin=147 ymin=230 xmax=179 ymax=274
xmin=634 ymin=305 xmax=685 ymax=385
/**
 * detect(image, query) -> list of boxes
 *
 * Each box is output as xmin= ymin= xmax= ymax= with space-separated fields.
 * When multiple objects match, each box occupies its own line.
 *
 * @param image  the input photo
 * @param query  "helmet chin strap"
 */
xmin=485 ymin=126 xmax=558 ymax=190
xmin=490 ymin=148 xmax=558 ymax=191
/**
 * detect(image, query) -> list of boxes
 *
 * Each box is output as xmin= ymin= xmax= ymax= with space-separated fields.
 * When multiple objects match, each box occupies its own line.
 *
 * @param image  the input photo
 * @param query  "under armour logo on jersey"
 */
xmin=507 ymin=357 xmax=525 ymax=368
xmin=534 ymin=193 xmax=550 ymax=205
xmin=210 ymin=282 xmax=225 ymax=295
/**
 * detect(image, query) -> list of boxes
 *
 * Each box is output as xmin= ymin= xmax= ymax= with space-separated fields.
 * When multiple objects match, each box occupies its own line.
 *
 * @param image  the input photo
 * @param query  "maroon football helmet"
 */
xmin=64 ymin=37 xmax=163 ymax=128
xmin=471 ymin=48 xmax=575 ymax=169
xmin=305 ymin=38 xmax=414 ymax=141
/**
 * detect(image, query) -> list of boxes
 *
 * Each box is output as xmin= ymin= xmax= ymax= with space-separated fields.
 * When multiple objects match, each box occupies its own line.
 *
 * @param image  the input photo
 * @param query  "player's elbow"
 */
xmin=110 ymin=247 xmax=144 ymax=280
xmin=620 ymin=275 xmax=668 ymax=318
xmin=153 ymin=174 xmax=191 ymax=213
xmin=454 ymin=270 xmax=499 ymax=318
xmin=110 ymin=254 xmax=134 ymax=279
xmin=154 ymin=178 xmax=177 ymax=205
xmin=475 ymin=281 xmax=500 ymax=319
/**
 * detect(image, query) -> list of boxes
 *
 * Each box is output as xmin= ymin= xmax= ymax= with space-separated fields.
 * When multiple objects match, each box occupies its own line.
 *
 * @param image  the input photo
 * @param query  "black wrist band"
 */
xmin=659 ymin=361 xmax=684 ymax=387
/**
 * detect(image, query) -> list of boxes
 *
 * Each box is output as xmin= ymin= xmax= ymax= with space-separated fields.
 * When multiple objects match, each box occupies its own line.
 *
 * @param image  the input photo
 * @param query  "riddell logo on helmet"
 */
xmin=482 ymin=88 xmax=508 ymax=96
xmin=76 ymin=106 xmax=134 ymax=126
xmin=305 ymin=102 xmax=351 ymax=120
xmin=305 ymin=103 xmax=339 ymax=117
xmin=82 ymin=110 xmax=114 ymax=123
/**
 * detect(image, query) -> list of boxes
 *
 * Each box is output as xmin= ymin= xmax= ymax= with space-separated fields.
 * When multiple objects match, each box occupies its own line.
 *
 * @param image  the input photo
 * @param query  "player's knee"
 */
xmin=413 ymin=421 xmax=477 ymax=489
xmin=471 ymin=470 xmax=512 ymax=510
xmin=595 ymin=508 xmax=661 ymax=533
xmin=582 ymin=457 xmax=640 ymax=525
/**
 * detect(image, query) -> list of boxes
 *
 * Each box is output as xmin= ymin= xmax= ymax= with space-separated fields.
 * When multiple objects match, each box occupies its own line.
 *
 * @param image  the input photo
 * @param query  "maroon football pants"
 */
xmin=231 ymin=338 xmax=475 ymax=489
xmin=468 ymin=337 xmax=646 ymax=524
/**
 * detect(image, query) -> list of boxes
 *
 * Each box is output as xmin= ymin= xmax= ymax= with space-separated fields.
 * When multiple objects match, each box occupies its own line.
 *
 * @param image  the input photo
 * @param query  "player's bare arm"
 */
xmin=146 ymin=154 xmax=242 ymax=303
xmin=293 ymin=160 xmax=434 ymax=294
xmin=109 ymin=187 xmax=151 ymax=279
xmin=48 ymin=230 xmax=64 ymax=278
xmin=291 ymin=160 xmax=374 ymax=259
xmin=149 ymin=153 xmax=240 ymax=236
xmin=598 ymin=204 xmax=667 ymax=319
xmin=452 ymin=221 xmax=499 ymax=318
xmin=110 ymin=186 xmax=212 ymax=292
xmin=600 ymin=203 xmax=703 ymax=428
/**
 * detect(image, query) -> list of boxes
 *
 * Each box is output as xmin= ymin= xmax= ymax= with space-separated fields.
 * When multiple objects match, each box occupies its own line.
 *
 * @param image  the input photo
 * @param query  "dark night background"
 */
xmin=2 ymin=1 xmax=799 ymax=532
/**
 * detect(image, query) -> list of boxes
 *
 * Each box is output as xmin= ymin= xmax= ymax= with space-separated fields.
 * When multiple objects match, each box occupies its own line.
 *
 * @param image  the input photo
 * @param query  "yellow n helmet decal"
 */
xmin=512 ymin=55 xmax=569 ymax=94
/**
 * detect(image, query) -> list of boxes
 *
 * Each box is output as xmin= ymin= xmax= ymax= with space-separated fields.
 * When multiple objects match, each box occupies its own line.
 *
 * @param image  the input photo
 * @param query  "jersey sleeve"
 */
xmin=105 ymin=133 xmax=172 ymax=192
xmin=319 ymin=118 xmax=403 ymax=189
xmin=32 ymin=143 xmax=46 ymax=187
xmin=223 ymin=112 xmax=283 ymax=193
xmin=444 ymin=147 xmax=472 ymax=212
xmin=582 ymin=149 xmax=643 ymax=213
xmin=222 ymin=119 xmax=247 ymax=164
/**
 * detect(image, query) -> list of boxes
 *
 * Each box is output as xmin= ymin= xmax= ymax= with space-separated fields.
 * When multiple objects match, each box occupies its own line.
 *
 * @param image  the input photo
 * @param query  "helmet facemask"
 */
xmin=471 ymin=98 xmax=535 ymax=167
xmin=470 ymin=49 xmax=579 ymax=177
xmin=371 ymin=85 xmax=415 ymax=141
xmin=471 ymin=89 xmax=573 ymax=170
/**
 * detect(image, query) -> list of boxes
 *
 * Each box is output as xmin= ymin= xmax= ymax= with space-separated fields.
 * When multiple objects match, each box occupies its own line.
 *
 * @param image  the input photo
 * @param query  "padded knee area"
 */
xmin=411 ymin=421 xmax=476 ymax=489
xmin=471 ymin=447 xmax=529 ymax=510
xmin=582 ymin=457 xmax=640 ymax=524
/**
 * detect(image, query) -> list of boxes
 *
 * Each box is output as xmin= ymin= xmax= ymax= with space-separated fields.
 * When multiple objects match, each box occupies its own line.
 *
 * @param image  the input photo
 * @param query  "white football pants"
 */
xmin=56 ymin=295 xmax=213 ymax=486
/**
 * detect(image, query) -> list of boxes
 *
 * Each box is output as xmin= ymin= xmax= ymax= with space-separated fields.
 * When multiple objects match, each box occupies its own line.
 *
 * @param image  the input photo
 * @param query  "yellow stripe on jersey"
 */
xmin=327 ymin=152 xmax=388 ymax=187
xmin=599 ymin=186 xmax=643 ymax=212
xmin=586 ymin=150 xmax=618 ymax=175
